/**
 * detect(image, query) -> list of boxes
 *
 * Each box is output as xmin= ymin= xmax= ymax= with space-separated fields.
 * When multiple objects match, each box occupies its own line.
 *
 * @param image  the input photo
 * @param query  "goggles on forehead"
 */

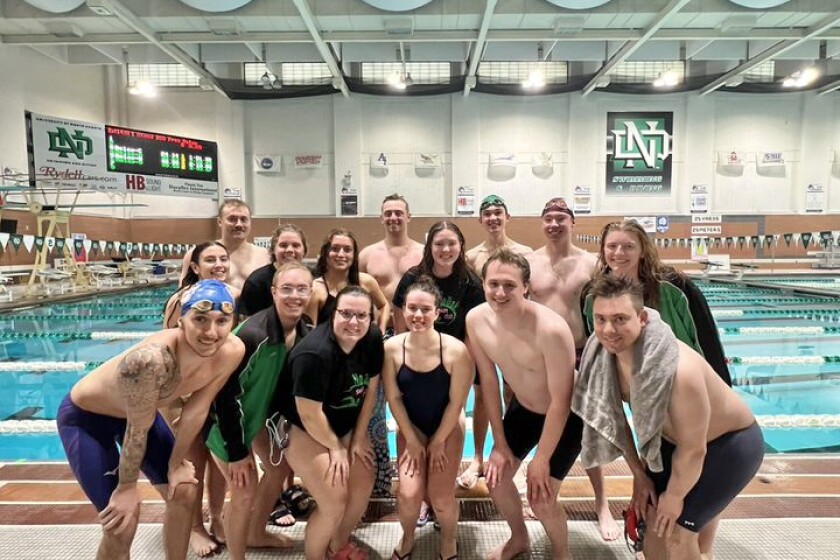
xmin=188 ymin=299 xmax=235 ymax=315
xmin=479 ymin=194 xmax=508 ymax=213
xmin=541 ymin=197 xmax=575 ymax=222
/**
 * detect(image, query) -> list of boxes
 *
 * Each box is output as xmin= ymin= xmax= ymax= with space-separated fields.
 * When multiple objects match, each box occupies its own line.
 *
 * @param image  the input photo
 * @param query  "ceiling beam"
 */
xmin=291 ymin=0 xmax=348 ymax=98
xmin=582 ymin=0 xmax=691 ymax=97
xmin=817 ymin=78 xmax=840 ymax=95
xmin=85 ymin=0 xmax=227 ymax=97
xmin=6 ymin=28 xmax=840 ymax=47
xmin=699 ymin=9 xmax=840 ymax=96
xmin=463 ymin=0 xmax=498 ymax=96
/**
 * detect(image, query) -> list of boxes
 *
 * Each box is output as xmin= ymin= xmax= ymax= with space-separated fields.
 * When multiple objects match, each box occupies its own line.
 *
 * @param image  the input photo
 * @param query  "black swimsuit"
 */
xmin=317 ymin=277 xmax=338 ymax=325
xmin=396 ymin=333 xmax=451 ymax=438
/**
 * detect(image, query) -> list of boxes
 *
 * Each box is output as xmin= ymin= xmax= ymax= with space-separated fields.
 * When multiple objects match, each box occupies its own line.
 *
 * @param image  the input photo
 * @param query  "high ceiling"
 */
xmin=1 ymin=0 xmax=839 ymax=98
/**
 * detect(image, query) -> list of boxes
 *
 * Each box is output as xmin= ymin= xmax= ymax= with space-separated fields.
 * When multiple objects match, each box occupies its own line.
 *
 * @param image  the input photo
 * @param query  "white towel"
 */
xmin=571 ymin=308 xmax=678 ymax=472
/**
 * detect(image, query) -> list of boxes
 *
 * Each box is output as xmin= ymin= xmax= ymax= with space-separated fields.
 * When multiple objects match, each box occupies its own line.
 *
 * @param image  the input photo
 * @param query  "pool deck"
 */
xmin=0 ymin=455 xmax=838 ymax=559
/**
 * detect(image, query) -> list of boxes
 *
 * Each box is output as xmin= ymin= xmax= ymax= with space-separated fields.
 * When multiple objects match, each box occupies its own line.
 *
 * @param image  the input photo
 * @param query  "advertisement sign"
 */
xmin=690 ymin=184 xmax=708 ymax=213
xmin=573 ymin=185 xmax=592 ymax=214
xmin=805 ymin=183 xmax=824 ymax=213
xmin=26 ymin=112 xmax=218 ymax=199
xmin=606 ymin=112 xmax=673 ymax=195
xmin=456 ymin=186 xmax=475 ymax=215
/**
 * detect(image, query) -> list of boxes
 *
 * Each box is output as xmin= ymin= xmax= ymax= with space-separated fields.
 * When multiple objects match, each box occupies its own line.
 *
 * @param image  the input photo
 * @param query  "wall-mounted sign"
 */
xmin=573 ymin=185 xmax=591 ymax=214
xmin=606 ymin=112 xmax=673 ymax=196
xmin=691 ymin=225 xmax=722 ymax=235
xmin=805 ymin=183 xmax=824 ymax=213
xmin=294 ymin=154 xmax=323 ymax=168
xmin=690 ymin=184 xmax=708 ymax=213
xmin=26 ymin=112 xmax=218 ymax=199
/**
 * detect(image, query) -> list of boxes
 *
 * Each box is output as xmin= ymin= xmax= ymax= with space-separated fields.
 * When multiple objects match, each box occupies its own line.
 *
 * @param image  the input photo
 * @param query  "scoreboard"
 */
xmin=105 ymin=125 xmax=218 ymax=183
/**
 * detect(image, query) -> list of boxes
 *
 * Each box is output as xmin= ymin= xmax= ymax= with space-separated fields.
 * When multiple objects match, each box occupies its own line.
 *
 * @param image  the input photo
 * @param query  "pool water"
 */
xmin=1 ymin=279 xmax=839 ymax=461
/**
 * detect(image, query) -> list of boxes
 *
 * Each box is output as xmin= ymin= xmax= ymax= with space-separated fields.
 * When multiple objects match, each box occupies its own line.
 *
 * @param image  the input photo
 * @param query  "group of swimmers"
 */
xmin=55 ymin=194 xmax=764 ymax=560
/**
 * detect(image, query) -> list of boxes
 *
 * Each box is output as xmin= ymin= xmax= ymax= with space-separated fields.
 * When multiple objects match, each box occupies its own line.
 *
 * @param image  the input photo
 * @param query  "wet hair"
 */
xmin=588 ymin=274 xmax=645 ymax=312
xmin=272 ymin=261 xmax=313 ymax=287
xmin=313 ymin=228 xmax=360 ymax=285
xmin=481 ymin=247 xmax=531 ymax=285
xmin=417 ymin=221 xmax=476 ymax=283
xmin=597 ymin=219 xmax=682 ymax=308
xmin=381 ymin=193 xmax=410 ymax=214
xmin=332 ymin=285 xmax=374 ymax=324
xmin=269 ymin=223 xmax=308 ymax=263
xmin=405 ymin=275 xmax=442 ymax=307
xmin=217 ymin=199 xmax=251 ymax=219
xmin=181 ymin=241 xmax=228 ymax=288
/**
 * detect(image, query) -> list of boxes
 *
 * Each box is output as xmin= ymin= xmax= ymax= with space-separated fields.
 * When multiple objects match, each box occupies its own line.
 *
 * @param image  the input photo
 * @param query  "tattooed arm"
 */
xmin=100 ymin=343 xmax=179 ymax=534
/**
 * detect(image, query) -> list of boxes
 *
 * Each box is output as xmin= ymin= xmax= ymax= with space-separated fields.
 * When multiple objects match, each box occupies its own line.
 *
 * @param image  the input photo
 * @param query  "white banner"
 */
xmin=717 ymin=150 xmax=743 ymax=167
xmin=28 ymin=113 xmax=218 ymax=199
xmin=253 ymin=154 xmax=281 ymax=173
xmin=371 ymin=152 xmax=389 ymax=168
xmin=757 ymin=151 xmax=785 ymax=167
xmin=489 ymin=153 xmax=516 ymax=167
xmin=414 ymin=153 xmax=440 ymax=168
xmin=294 ymin=154 xmax=323 ymax=168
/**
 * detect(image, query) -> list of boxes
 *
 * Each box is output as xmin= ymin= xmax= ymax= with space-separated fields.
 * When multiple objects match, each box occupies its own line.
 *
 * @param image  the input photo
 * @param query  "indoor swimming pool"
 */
xmin=1 ymin=278 xmax=839 ymax=461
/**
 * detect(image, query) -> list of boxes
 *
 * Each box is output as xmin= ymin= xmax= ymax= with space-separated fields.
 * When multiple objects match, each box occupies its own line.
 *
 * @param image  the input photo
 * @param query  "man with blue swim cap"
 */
xmin=56 ymin=278 xmax=246 ymax=560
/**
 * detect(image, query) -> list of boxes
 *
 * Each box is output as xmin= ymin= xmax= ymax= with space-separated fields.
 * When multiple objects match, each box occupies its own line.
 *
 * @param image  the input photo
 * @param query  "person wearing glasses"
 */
xmin=382 ymin=276 xmax=473 ymax=560
xmin=203 ymin=261 xmax=313 ymax=560
xmin=238 ymin=224 xmax=309 ymax=317
xmin=280 ymin=286 xmax=385 ymax=560
xmin=56 ymin=280 xmax=245 ymax=560
xmin=162 ymin=240 xmax=239 ymax=556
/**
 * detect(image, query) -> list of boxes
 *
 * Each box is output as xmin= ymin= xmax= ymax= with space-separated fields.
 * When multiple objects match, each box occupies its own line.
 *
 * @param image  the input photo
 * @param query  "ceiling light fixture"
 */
xmin=653 ymin=70 xmax=680 ymax=88
xmin=522 ymin=70 xmax=546 ymax=89
xmin=127 ymin=80 xmax=157 ymax=97
xmin=387 ymin=71 xmax=412 ymax=90
xmin=782 ymin=67 xmax=819 ymax=88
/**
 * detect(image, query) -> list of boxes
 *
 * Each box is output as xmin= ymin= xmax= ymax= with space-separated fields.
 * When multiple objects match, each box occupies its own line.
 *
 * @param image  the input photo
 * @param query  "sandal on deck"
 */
xmin=282 ymin=484 xmax=315 ymax=518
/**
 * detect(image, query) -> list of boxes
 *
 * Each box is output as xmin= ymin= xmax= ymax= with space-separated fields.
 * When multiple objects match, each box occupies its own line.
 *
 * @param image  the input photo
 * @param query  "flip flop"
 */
xmin=282 ymin=484 xmax=315 ymax=518
xmin=456 ymin=465 xmax=482 ymax=490
xmin=416 ymin=502 xmax=432 ymax=528
xmin=268 ymin=505 xmax=296 ymax=527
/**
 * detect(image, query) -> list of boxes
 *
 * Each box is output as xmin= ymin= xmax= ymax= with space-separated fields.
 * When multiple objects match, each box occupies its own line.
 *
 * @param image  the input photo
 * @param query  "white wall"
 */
xmin=2 ymin=46 xmax=839 ymax=220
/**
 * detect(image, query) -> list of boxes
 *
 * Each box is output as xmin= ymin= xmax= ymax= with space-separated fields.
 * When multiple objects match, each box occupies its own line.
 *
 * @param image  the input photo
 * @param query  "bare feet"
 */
xmin=457 ymin=460 xmax=483 ymax=490
xmin=247 ymin=529 xmax=294 ymax=549
xmin=597 ymin=504 xmax=621 ymax=541
xmin=189 ymin=525 xmax=220 ymax=557
xmin=208 ymin=516 xmax=226 ymax=544
xmin=485 ymin=536 xmax=529 ymax=560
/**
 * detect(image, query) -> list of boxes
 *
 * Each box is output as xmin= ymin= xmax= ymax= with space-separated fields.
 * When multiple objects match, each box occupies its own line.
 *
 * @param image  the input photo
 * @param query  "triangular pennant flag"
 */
xmin=833 ymin=231 xmax=840 ymax=246
xmin=801 ymin=232 xmax=812 ymax=249
xmin=73 ymin=239 xmax=84 ymax=253
xmin=763 ymin=235 xmax=773 ymax=247
xmin=89 ymin=241 xmax=99 ymax=255
xmin=106 ymin=241 xmax=115 ymax=252
xmin=713 ymin=237 xmax=722 ymax=248
xmin=750 ymin=236 xmax=759 ymax=248
xmin=126 ymin=242 xmax=133 ymax=253
xmin=46 ymin=236 xmax=55 ymax=250
xmin=22 ymin=234 xmax=35 ymax=253
xmin=162 ymin=244 xmax=171 ymax=256
xmin=118 ymin=242 xmax=126 ymax=255
xmin=725 ymin=237 xmax=733 ymax=248
xmin=0 ymin=232 xmax=9 ymax=250
xmin=784 ymin=233 xmax=792 ymax=246
xmin=10 ymin=234 xmax=23 ymax=252
xmin=83 ymin=239 xmax=92 ymax=254
xmin=152 ymin=244 xmax=160 ymax=256
xmin=143 ymin=243 xmax=150 ymax=255
xmin=663 ymin=239 xmax=670 ymax=249
xmin=34 ymin=236 xmax=45 ymax=251
xmin=55 ymin=238 xmax=65 ymax=251
xmin=737 ymin=237 xmax=746 ymax=249
xmin=99 ymin=240 xmax=107 ymax=253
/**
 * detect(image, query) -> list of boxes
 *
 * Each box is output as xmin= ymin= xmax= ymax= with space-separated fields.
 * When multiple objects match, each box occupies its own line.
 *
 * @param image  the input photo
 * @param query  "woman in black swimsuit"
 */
xmin=382 ymin=277 xmax=473 ymax=560
xmin=306 ymin=228 xmax=391 ymax=331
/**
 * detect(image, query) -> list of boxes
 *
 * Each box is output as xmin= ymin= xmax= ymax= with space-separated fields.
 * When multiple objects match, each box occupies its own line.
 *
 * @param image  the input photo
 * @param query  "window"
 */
xmin=610 ymin=61 xmax=685 ymax=84
xmin=127 ymin=64 xmax=200 ymax=87
xmin=478 ymin=61 xmax=568 ymax=85
xmin=360 ymin=62 xmax=451 ymax=84
xmin=742 ymin=60 xmax=775 ymax=83
xmin=244 ymin=62 xmax=332 ymax=86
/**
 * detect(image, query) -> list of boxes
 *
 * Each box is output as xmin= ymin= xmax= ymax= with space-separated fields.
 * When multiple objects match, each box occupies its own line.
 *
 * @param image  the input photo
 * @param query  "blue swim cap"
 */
xmin=180 ymin=279 xmax=235 ymax=316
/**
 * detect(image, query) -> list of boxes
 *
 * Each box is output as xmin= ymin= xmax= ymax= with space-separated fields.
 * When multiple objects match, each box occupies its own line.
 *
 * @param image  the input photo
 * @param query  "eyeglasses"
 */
xmin=189 ymin=299 xmax=235 ymax=315
xmin=275 ymin=285 xmax=312 ymax=296
xmin=336 ymin=309 xmax=370 ymax=322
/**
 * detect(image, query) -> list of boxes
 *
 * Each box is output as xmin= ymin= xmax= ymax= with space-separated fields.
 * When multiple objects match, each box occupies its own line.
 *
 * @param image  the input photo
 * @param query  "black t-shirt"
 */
xmin=281 ymin=322 xmax=384 ymax=437
xmin=392 ymin=267 xmax=485 ymax=341
xmin=238 ymin=263 xmax=276 ymax=317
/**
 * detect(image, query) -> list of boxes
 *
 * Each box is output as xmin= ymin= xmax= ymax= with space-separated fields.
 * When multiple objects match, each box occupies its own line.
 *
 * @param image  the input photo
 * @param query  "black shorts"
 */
xmin=646 ymin=422 xmax=764 ymax=532
xmin=502 ymin=397 xmax=583 ymax=480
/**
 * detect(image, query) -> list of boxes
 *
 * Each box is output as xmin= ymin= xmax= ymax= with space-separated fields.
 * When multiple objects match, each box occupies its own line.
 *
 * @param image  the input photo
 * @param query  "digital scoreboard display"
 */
xmin=105 ymin=125 xmax=218 ymax=183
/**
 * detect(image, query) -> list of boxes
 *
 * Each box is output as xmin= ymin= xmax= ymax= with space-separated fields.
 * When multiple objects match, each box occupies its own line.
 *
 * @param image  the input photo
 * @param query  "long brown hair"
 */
xmin=596 ymin=220 xmax=683 ymax=308
xmin=314 ymin=228 xmax=360 ymax=286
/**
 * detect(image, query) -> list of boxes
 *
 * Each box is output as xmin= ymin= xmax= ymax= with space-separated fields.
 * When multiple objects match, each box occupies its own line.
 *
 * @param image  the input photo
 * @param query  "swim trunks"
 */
xmin=57 ymin=394 xmax=173 ymax=511
xmin=645 ymin=421 xmax=764 ymax=532
xmin=502 ymin=397 xmax=583 ymax=480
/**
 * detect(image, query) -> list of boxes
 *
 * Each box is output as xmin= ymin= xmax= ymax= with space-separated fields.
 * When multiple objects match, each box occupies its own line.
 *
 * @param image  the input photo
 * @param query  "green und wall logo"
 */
xmin=606 ymin=112 xmax=673 ymax=195
xmin=47 ymin=127 xmax=94 ymax=159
